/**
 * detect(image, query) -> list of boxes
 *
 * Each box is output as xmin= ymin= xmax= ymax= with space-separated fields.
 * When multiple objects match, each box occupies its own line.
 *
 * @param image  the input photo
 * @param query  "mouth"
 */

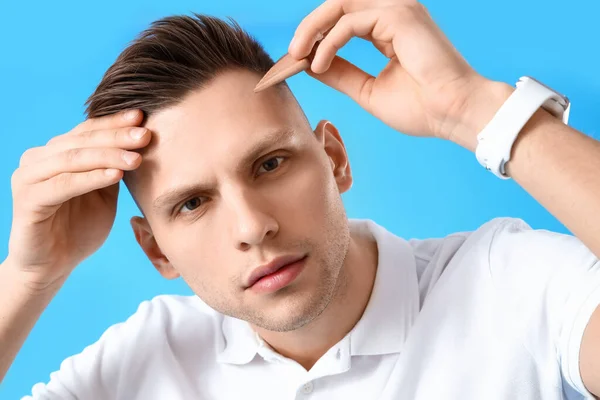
xmin=246 ymin=254 xmax=308 ymax=294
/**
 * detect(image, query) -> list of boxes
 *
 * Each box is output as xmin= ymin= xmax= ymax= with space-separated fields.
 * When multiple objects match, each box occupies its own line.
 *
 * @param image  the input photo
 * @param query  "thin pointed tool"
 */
xmin=254 ymin=55 xmax=312 ymax=93
xmin=254 ymin=32 xmax=327 ymax=93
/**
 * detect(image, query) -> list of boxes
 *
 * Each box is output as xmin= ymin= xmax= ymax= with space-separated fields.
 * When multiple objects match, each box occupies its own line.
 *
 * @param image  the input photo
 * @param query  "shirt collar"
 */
xmin=347 ymin=219 xmax=420 ymax=356
xmin=217 ymin=219 xmax=420 ymax=364
xmin=217 ymin=315 xmax=260 ymax=364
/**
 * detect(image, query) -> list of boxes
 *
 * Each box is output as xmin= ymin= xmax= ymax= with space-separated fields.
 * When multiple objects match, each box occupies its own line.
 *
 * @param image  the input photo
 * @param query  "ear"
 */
xmin=314 ymin=120 xmax=353 ymax=194
xmin=130 ymin=216 xmax=180 ymax=280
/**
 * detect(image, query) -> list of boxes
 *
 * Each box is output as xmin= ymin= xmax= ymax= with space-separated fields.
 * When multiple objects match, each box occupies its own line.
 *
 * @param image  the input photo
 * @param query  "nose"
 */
xmin=226 ymin=187 xmax=279 ymax=250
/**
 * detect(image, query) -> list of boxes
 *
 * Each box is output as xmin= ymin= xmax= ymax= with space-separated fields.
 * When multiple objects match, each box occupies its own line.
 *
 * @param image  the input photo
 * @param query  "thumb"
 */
xmin=306 ymin=55 xmax=375 ymax=111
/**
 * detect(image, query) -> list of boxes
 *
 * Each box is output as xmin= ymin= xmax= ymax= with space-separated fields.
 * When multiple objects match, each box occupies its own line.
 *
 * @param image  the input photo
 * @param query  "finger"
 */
xmin=47 ymin=126 xmax=150 ymax=153
xmin=19 ymin=146 xmax=47 ymax=168
xmin=311 ymin=10 xmax=381 ymax=74
xmin=70 ymin=109 xmax=143 ymax=135
xmin=22 ymin=127 xmax=150 ymax=168
xmin=365 ymin=34 xmax=395 ymax=59
xmin=289 ymin=0 xmax=344 ymax=59
xmin=307 ymin=55 xmax=376 ymax=112
xmin=381 ymin=4 xmax=472 ymax=86
xmin=34 ymin=169 xmax=123 ymax=207
xmin=20 ymin=147 xmax=142 ymax=184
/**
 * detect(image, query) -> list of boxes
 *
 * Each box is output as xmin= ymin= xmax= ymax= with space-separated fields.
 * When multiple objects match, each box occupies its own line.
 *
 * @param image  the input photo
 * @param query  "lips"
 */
xmin=246 ymin=254 xmax=307 ymax=288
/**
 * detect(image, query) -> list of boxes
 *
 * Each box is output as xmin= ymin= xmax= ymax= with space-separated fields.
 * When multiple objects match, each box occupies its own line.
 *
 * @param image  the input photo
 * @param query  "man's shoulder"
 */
xmin=402 ymin=216 xmax=596 ymax=305
xmin=483 ymin=217 xmax=596 ymax=272
xmin=402 ymin=217 xmax=586 ymax=283
xmin=134 ymin=293 xmax=220 ymax=319
xmin=405 ymin=216 xmax=581 ymax=258
xmin=419 ymin=216 xmax=596 ymax=281
xmin=405 ymin=217 xmax=513 ymax=264
xmin=21 ymin=297 xmax=227 ymax=399
xmin=409 ymin=216 xmax=592 ymax=260
xmin=95 ymin=294 xmax=225 ymax=349
xmin=127 ymin=293 xmax=222 ymax=329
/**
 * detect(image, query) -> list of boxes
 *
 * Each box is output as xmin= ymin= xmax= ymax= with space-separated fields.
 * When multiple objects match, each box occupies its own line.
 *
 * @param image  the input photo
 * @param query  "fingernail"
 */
xmin=289 ymin=36 xmax=297 ymax=52
xmin=122 ymin=152 xmax=139 ymax=165
xmin=130 ymin=127 xmax=146 ymax=140
xmin=124 ymin=110 xmax=139 ymax=120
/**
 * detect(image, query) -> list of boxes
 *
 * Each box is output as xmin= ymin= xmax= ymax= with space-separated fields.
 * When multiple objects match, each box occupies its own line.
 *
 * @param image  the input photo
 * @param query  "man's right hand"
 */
xmin=5 ymin=109 xmax=150 ymax=292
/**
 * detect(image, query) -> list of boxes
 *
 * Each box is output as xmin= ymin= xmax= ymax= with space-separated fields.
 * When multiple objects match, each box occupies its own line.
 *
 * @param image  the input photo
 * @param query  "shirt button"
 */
xmin=301 ymin=382 xmax=314 ymax=394
xmin=336 ymin=348 xmax=341 ymax=359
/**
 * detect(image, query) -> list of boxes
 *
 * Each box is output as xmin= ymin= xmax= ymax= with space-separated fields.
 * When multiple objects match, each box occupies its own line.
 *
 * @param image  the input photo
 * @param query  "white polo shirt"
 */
xmin=23 ymin=218 xmax=600 ymax=399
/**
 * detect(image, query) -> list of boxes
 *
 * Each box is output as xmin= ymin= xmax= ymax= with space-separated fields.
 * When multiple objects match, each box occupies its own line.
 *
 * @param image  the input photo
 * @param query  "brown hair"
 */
xmin=85 ymin=13 xmax=280 ymax=119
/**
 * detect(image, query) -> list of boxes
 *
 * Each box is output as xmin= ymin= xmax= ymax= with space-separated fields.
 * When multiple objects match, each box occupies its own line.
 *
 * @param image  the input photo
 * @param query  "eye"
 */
xmin=258 ymin=156 xmax=285 ymax=174
xmin=179 ymin=197 xmax=205 ymax=214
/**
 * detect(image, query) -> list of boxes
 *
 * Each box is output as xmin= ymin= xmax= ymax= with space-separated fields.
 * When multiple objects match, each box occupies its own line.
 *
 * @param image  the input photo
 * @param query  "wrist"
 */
xmin=1 ymin=257 xmax=68 ymax=296
xmin=448 ymin=79 xmax=515 ymax=152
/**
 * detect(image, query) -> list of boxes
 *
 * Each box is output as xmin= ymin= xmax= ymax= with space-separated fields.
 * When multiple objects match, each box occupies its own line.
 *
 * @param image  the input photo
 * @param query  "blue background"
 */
xmin=1 ymin=0 xmax=599 ymax=397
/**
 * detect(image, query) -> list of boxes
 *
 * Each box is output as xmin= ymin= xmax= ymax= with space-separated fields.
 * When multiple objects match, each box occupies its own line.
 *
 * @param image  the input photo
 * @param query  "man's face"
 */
xmin=129 ymin=69 xmax=353 ymax=332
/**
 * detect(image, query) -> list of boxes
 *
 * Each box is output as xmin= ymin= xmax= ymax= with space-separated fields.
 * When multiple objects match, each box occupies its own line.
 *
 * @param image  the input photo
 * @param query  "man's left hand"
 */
xmin=289 ymin=0 xmax=512 ymax=148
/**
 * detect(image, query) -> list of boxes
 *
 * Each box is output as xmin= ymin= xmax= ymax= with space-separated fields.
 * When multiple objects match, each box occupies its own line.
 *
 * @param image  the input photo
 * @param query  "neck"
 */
xmin=252 ymin=229 xmax=379 ymax=371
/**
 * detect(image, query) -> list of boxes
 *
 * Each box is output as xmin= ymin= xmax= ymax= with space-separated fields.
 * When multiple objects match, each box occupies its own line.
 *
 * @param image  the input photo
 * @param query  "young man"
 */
xmin=2 ymin=0 xmax=600 ymax=399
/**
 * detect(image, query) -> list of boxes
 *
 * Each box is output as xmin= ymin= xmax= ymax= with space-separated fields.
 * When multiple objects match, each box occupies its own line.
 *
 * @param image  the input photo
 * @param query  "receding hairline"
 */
xmin=140 ymin=67 xmax=296 ymax=121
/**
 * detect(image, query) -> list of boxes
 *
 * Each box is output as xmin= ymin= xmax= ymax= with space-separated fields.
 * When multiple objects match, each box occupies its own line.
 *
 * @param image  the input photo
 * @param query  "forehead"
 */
xmin=144 ymin=68 xmax=305 ymax=150
xmin=131 ymin=69 xmax=311 ymax=208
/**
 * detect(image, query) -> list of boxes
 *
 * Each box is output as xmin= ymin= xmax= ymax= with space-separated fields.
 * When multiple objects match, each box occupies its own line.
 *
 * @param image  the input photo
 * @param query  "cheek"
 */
xmin=156 ymin=232 xmax=223 ymax=282
xmin=160 ymin=236 xmax=234 ymax=300
xmin=279 ymin=158 xmax=340 ymax=221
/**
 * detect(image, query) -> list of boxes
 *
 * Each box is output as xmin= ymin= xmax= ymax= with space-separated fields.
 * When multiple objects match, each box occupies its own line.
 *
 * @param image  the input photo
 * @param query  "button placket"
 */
xmin=301 ymin=381 xmax=314 ymax=394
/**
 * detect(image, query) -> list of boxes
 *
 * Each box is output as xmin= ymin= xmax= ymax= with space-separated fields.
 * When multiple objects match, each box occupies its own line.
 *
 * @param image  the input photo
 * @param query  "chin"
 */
xmin=250 ymin=286 xmax=334 ymax=332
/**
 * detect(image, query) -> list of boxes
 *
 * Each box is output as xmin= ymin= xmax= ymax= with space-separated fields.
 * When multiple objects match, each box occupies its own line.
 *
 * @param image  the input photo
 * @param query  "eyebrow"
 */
xmin=151 ymin=127 xmax=297 ymax=213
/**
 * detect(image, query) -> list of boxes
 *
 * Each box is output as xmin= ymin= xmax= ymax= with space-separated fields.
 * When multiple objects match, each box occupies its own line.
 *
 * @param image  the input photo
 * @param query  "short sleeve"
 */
xmin=488 ymin=218 xmax=600 ymax=398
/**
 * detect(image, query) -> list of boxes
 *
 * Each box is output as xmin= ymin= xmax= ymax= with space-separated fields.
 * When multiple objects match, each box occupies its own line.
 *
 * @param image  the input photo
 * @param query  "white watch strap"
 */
xmin=475 ymin=77 xmax=569 ymax=179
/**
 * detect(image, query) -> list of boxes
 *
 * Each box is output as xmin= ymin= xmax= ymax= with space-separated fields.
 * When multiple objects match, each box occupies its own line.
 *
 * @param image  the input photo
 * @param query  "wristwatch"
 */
xmin=475 ymin=76 xmax=571 ymax=179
